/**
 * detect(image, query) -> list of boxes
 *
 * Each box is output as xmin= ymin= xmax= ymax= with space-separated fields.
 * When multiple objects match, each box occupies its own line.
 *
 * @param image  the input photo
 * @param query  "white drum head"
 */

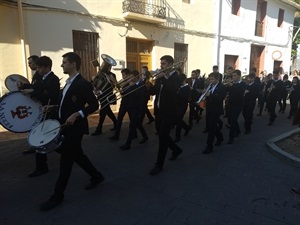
xmin=0 ymin=91 xmax=43 ymax=133
xmin=5 ymin=74 xmax=30 ymax=92
xmin=28 ymin=120 xmax=61 ymax=147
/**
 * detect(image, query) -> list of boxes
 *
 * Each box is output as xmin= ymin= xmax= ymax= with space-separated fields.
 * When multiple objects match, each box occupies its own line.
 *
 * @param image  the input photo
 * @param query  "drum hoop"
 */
xmin=27 ymin=119 xmax=61 ymax=147
xmin=5 ymin=74 xmax=30 ymax=92
xmin=0 ymin=91 xmax=43 ymax=133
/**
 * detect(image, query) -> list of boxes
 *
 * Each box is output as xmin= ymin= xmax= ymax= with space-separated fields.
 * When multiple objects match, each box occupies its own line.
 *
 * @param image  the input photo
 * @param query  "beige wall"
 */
xmin=0 ymin=0 xmax=215 ymax=93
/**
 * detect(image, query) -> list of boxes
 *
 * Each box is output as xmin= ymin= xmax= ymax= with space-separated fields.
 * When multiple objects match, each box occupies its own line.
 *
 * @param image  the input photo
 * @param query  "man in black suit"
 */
xmin=149 ymin=55 xmax=182 ymax=175
xmin=40 ymin=52 xmax=104 ymax=211
xmin=91 ymin=71 xmax=117 ymax=135
xmin=226 ymin=69 xmax=246 ymax=144
xmin=187 ymin=70 xmax=203 ymax=127
xmin=119 ymin=70 xmax=148 ymax=150
xmin=266 ymin=70 xmax=284 ymax=125
xmin=21 ymin=56 xmax=60 ymax=177
xmin=21 ymin=55 xmax=43 ymax=154
xmin=242 ymin=72 xmax=260 ymax=134
xmin=202 ymin=72 xmax=227 ymax=154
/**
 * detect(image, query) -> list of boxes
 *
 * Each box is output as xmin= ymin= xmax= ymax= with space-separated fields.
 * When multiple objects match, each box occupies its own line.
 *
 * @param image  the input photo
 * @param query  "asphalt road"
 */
xmin=0 ymin=109 xmax=300 ymax=225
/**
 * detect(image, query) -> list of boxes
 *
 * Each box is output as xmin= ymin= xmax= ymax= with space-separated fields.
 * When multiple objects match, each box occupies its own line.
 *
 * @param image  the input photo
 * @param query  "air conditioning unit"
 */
xmin=113 ymin=59 xmax=125 ymax=70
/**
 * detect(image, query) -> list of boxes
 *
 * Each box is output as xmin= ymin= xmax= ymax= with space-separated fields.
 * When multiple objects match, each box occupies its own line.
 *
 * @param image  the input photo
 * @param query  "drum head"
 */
xmin=5 ymin=74 xmax=30 ymax=92
xmin=0 ymin=91 xmax=43 ymax=133
xmin=28 ymin=120 xmax=60 ymax=147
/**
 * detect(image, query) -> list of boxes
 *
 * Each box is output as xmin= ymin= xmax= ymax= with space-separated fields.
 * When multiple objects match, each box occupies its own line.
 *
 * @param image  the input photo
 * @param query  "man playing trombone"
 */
xmin=149 ymin=55 xmax=183 ymax=175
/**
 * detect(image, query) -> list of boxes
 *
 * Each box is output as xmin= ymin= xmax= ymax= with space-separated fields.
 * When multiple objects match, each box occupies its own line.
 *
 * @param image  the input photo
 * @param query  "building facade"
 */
xmin=0 ymin=0 xmax=299 ymax=98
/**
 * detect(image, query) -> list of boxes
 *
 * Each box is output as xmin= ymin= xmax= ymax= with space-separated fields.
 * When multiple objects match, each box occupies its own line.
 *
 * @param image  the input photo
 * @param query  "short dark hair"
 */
xmin=209 ymin=72 xmax=220 ymax=80
xmin=248 ymin=72 xmax=256 ymax=79
xmin=227 ymin=66 xmax=233 ymax=70
xmin=160 ymin=55 xmax=174 ymax=64
xmin=36 ymin=56 xmax=52 ymax=69
xmin=62 ymin=52 xmax=81 ymax=70
xmin=273 ymin=70 xmax=279 ymax=75
xmin=130 ymin=70 xmax=139 ymax=77
xmin=142 ymin=66 xmax=148 ymax=70
xmin=232 ymin=69 xmax=241 ymax=77
xmin=213 ymin=65 xmax=219 ymax=69
xmin=28 ymin=55 xmax=39 ymax=63
xmin=195 ymin=69 xmax=201 ymax=74
xmin=283 ymin=74 xmax=289 ymax=79
xmin=121 ymin=68 xmax=130 ymax=75
xmin=179 ymin=73 xmax=187 ymax=83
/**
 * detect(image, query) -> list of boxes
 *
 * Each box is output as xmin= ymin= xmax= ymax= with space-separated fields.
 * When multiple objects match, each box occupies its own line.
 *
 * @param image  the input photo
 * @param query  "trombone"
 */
xmin=101 ymin=61 xmax=184 ymax=108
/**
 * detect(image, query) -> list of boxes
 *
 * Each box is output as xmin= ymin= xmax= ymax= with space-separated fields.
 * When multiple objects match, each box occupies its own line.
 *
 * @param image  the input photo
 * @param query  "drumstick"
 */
xmin=41 ymin=99 xmax=51 ymax=131
xmin=43 ymin=123 xmax=67 ymax=135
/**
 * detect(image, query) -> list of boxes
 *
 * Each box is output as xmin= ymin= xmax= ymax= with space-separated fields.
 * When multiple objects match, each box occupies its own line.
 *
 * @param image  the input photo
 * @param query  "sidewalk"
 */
xmin=1 ymin=109 xmax=300 ymax=225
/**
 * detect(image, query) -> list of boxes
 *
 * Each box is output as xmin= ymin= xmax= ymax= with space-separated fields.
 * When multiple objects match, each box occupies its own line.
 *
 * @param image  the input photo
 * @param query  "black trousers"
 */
xmin=96 ymin=102 xmax=117 ymax=132
xmin=54 ymin=135 xmax=103 ymax=199
xmin=206 ymin=113 xmax=223 ymax=149
xmin=175 ymin=106 xmax=189 ymax=139
xmin=125 ymin=109 xmax=148 ymax=145
xmin=228 ymin=105 xmax=242 ymax=140
xmin=242 ymin=100 xmax=256 ymax=131
xmin=268 ymin=98 xmax=278 ymax=123
xmin=35 ymin=153 xmax=48 ymax=170
xmin=155 ymin=112 xmax=181 ymax=168
xmin=114 ymin=103 xmax=128 ymax=138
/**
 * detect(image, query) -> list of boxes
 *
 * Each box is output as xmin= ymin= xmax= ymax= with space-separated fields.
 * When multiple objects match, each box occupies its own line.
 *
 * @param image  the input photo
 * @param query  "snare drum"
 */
xmin=28 ymin=119 xmax=64 ymax=154
xmin=5 ymin=74 xmax=30 ymax=92
xmin=0 ymin=91 xmax=43 ymax=133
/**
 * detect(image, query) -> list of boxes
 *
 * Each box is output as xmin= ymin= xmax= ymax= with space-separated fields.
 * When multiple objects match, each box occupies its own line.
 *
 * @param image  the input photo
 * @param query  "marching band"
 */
xmin=2 ymin=53 xmax=300 ymax=210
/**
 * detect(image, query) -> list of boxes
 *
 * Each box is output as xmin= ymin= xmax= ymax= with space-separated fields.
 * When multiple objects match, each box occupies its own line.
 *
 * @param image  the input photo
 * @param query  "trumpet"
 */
xmin=196 ymin=83 xmax=212 ymax=104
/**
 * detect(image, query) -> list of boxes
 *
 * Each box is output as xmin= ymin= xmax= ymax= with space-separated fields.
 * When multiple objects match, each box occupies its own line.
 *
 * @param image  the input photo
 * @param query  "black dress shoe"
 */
xmin=267 ymin=122 xmax=273 ymax=126
xmin=169 ymin=148 xmax=183 ymax=161
xmin=91 ymin=130 xmax=102 ymax=136
xmin=40 ymin=196 xmax=63 ymax=211
xmin=85 ymin=176 xmax=105 ymax=190
xmin=184 ymin=127 xmax=191 ymax=136
xmin=109 ymin=135 xmax=119 ymax=141
xmin=202 ymin=147 xmax=213 ymax=154
xmin=139 ymin=137 xmax=148 ymax=144
xmin=291 ymin=187 xmax=300 ymax=197
xmin=202 ymin=129 xmax=208 ymax=133
xmin=149 ymin=166 xmax=162 ymax=175
xmin=110 ymin=127 xmax=116 ymax=131
xmin=120 ymin=144 xmax=130 ymax=150
xmin=174 ymin=138 xmax=180 ymax=143
xmin=215 ymin=139 xmax=223 ymax=146
xmin=23 ymin=148 xmax=36 ymax=154
xmin=218 ymin=120 xmax=223 ymax=129
xmin=227 ymin=139 xmax=234 ymax=144
xmin=234 ymin=131 xmax=241 ymax=137
xmin=28 ymin=169 xmax=49 ymax=177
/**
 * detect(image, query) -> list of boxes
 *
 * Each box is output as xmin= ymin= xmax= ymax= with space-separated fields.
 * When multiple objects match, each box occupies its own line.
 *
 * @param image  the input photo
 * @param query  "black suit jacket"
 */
xmin=153 ymin=71 xmax=181 ymax=117
xmin=206 ymin=83 xmax=226 ymax=116
xmin=58 ymin=74 xmax=99 ymax=137
xmin=187 ymin=78 xmax=204 ymax=101
xmin=31 ymin=72 xmax=60 ymax=106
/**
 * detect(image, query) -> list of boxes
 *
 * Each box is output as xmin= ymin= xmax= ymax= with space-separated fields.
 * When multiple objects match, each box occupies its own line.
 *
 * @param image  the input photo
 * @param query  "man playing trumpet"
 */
xmin=201 ymin=72 xmax=227 ymax=154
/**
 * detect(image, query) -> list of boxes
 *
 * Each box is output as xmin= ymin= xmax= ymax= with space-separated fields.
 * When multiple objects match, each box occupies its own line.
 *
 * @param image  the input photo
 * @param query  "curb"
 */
xmin=266 ymin=127 xmax=300 ymax=167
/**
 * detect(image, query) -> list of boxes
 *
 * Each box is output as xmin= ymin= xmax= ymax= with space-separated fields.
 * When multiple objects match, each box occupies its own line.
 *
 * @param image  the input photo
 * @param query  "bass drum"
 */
xmin=0 ymin=91 xmax=43 ymax=133
xmin=5 ymin=74 xmax=30 ymax=92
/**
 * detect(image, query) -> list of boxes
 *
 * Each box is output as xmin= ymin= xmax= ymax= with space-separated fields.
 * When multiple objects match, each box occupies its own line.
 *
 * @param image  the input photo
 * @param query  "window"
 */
xmin=174 ymin=43 xmax=188 ymax=74
xmin=182 ymin=0 xmax=190 ymax=3
xmin=232 ymin=0 xmax=241 ymax=16
xmin=278 ymin=9 xmax=284 ymax=28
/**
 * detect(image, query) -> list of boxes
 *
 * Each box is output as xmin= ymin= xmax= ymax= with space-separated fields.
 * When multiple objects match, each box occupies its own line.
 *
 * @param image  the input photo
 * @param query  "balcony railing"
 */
xmin=122 ymin=0 xmax=166 ymax=19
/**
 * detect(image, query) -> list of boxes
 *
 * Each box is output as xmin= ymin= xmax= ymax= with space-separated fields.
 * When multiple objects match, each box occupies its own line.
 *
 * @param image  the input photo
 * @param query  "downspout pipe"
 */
xmin=17 ymin=0 xmax=28 ymax=79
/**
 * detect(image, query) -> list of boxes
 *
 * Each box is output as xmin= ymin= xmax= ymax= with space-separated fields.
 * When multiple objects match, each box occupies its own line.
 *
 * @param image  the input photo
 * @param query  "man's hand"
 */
xmin=65 ymin=112 xmax=80 ymax=125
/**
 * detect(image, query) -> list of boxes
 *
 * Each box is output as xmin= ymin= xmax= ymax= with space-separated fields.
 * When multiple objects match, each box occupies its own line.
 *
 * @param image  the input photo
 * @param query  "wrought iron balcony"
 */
xmin=122 ymin=0 xmax=166 ymax=24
